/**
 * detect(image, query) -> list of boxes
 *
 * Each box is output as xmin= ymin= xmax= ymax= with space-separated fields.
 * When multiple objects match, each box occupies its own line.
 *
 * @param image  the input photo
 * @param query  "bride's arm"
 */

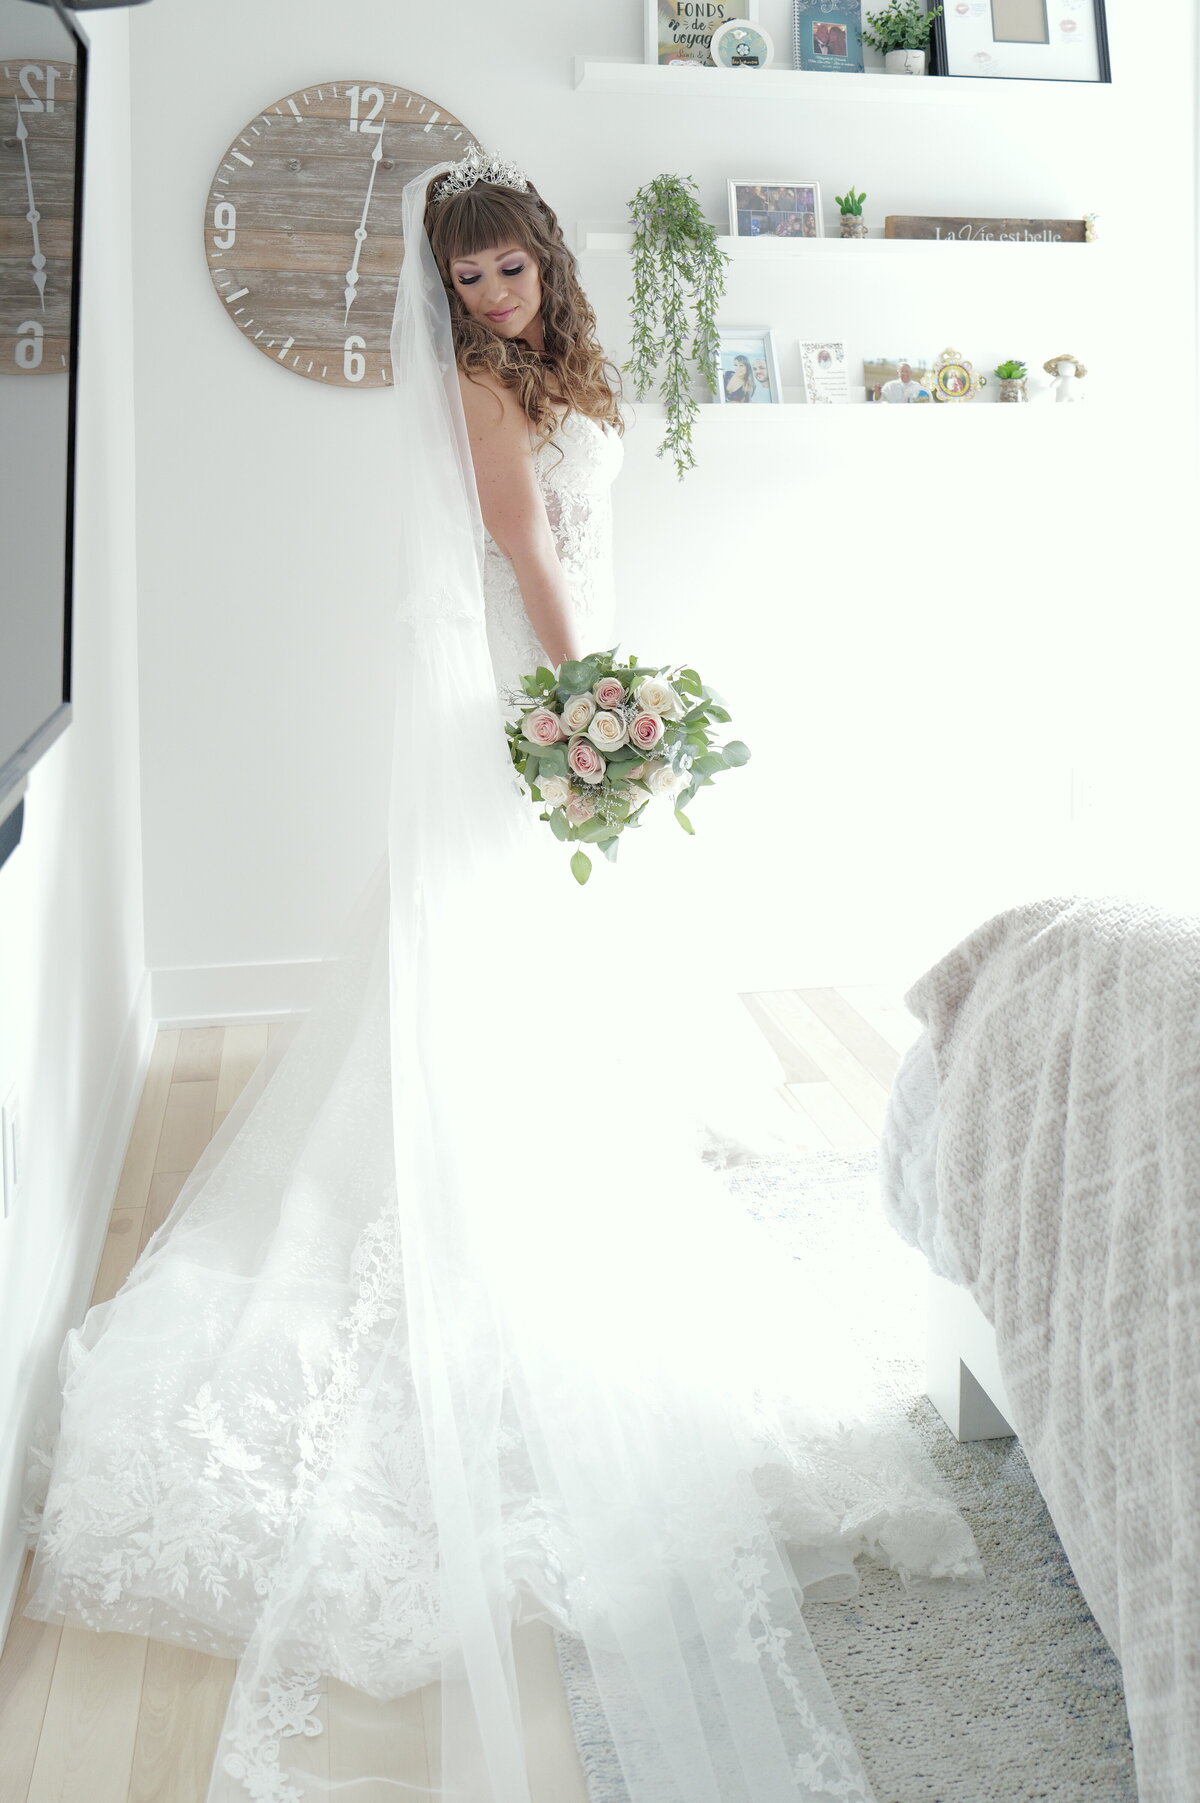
xmin=458 ymin=369 xmax=581 ymax=670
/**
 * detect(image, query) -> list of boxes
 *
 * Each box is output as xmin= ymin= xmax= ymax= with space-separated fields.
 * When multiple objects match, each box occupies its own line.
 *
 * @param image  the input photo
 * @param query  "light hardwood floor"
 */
xmin=0 ymin=987 xmax=921 ymax=1803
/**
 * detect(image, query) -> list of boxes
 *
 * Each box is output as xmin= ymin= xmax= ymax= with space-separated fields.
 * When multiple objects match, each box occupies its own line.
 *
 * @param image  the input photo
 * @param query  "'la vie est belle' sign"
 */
xmin=885 ymin=215 xmax=1088 ymax=242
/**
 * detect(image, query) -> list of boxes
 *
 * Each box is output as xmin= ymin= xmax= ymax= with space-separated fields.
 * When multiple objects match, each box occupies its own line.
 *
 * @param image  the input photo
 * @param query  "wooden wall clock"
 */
xmin=0 ymin=55 xmax=78 ymax=374
xmin=204 ymin=82 xmax=478 ymax=389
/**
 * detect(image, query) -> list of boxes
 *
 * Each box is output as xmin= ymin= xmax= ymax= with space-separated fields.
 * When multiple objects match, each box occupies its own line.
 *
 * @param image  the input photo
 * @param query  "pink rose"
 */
xmin=565 ymin=794 xmax=595 ymax=825
xmin=567 ymin=735 xmax=606 ymax=785
xmin=628 ymin=711 xmax=665 ymax=751
xmin=593 ymin=676 xmax=627 ymax=710
xmin=524 ymin=706 xmax=563 ymax=747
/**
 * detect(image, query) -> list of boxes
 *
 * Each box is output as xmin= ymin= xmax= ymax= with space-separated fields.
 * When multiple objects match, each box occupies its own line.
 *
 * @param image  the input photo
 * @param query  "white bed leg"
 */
xmin=926 ymin=1270 xmax=1016 ymax=1441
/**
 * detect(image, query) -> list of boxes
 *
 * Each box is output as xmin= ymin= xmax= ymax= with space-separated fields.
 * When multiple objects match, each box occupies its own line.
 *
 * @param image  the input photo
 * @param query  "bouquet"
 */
xmin=505 ymin=647 xmax=750 ymax=884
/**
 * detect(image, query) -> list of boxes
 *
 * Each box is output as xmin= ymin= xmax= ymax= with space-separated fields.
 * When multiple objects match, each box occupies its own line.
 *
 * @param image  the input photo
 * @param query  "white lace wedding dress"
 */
xmin=20 ymin=404 xmax=981 ymax=1803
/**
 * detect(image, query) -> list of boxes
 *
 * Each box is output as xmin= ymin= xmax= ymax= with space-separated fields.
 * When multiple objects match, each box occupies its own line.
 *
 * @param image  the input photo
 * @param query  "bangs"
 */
xmin=431 ymin=184 xmax=537 ymax=265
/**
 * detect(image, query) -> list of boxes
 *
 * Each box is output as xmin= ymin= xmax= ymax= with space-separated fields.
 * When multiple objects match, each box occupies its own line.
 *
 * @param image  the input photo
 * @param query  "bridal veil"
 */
xmin=22 ymin=159 xmax=981 ymax=1803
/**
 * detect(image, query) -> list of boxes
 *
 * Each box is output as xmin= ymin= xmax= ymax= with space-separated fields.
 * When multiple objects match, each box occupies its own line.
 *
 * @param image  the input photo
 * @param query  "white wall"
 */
xmin=129 ymin=0 xmax=1198 ymax=1006
xmin=0 ymin=13 xmax=147 ymax=1632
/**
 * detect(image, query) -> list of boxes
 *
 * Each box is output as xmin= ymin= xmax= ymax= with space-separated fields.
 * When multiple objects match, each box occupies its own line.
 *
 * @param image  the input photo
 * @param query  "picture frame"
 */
xmin=792 ymin=0 xmax=865 ymax=74
xmin=863 ymin=357 xmax=934 ymax=403
xmin=645 ymin=0 xmax=759 ymax=67
xmin=727 ymin=179 xmax=823 ymax=240
xmin=714 ymin=328 xmax=783 ymax=405
xmin=799 ymin=341 xmax=850 ymax=403
xmin=932 ymin=0 xmax=1111 ymax=83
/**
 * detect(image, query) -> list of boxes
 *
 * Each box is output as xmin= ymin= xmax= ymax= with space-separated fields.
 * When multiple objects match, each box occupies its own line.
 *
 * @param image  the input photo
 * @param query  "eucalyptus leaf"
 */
xmin=570 ymin=850 xmax=592 ymax=886
xmin=674 ymin=807 xmax=696 ymax=835
xmin=549 ymin=809 xmax=569 ymax=842
xmin=599 ymin=837 xmax=620 ymax=863
xmin=692 ymin=752 xmax=727 ymax=778
xmin=722 ymin=740 xmax=751 ymax=767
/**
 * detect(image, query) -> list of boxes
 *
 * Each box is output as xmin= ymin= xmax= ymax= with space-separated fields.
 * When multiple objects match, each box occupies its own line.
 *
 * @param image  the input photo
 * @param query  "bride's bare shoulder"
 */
xmin=457 ymin=365 xmax=528 ymax=436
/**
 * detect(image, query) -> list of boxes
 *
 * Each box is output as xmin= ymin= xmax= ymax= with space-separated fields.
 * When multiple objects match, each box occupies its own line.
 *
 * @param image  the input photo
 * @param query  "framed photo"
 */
xmin=863 ymin=357 xmax=934 ymax=403
xmin=799 ymin=341 xmax=849 ymax=403
xmin=710 ymin=18 xmax=776 ymax=67
xmin=727 ymin=179 xmax=823 ymax=240
xmin=715 ymin=329 xmax=783 ymax=404
xmin=933 ymin=0 xmax=1110 ymax=82
xmin=646 ymin=0 xmax=758 ymax=66
xmin=792 ymin=0 xmax=865 ymax=73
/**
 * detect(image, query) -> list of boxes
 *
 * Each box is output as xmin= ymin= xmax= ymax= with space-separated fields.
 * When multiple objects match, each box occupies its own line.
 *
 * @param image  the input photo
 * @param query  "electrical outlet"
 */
xmin=1 ymin=1088 xmax=18 ymax=1219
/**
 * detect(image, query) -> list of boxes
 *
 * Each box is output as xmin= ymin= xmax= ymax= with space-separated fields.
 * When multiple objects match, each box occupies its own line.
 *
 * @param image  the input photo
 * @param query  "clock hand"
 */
xmin=14 ymin=102 xmax=47 ymax=311
xmin=343 ymin=128 xmax=384 ymax=325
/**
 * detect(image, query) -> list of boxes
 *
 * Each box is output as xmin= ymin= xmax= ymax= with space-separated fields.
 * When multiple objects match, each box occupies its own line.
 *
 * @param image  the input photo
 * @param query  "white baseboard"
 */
xmin=151 ymin=958 xmax=322 ymax=1026
xmin=0 ymin=967 xmax=155 ymax=1650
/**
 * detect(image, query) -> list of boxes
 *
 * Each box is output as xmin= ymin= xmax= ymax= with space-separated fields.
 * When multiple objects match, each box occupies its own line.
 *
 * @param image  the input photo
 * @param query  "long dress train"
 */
xmin=19 ymin=164 xmax=982 ymax=1803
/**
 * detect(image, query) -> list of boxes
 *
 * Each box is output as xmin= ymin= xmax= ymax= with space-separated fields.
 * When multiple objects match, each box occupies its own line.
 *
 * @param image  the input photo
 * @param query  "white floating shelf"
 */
xmin=573 ymin=56 xmax=1112 ymax=104
xmin=621 ymin=398 xmax=1091 ymax=417
xmin=580 ymin=228 xmax=1098 ymax=256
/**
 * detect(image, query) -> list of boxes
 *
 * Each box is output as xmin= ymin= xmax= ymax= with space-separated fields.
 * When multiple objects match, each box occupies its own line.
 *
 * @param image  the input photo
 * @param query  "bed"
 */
xmin=879 ymin=895 xmax=1200 ymax=1803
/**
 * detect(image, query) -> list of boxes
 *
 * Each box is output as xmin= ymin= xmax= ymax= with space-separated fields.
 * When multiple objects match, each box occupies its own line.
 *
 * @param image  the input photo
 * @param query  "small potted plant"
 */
xmin=994 ymin=358 xmax=1028 ymax=403
xmin=834 ymin=186 xmax=867 ymax=239
xmin=862 ymin=0 xmax=944 ymax=74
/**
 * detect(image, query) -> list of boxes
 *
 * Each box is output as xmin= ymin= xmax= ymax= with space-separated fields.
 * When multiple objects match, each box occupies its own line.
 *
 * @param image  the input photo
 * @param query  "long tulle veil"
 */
xmin=186 ymin=159 xmax=989 ymax=1803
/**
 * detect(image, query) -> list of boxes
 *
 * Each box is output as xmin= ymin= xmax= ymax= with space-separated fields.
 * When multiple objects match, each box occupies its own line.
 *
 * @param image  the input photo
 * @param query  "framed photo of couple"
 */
xmin=727 ymin=180 xmax=823 ymax=240
xmin=714 ymin=329 xmax=783 ymax=405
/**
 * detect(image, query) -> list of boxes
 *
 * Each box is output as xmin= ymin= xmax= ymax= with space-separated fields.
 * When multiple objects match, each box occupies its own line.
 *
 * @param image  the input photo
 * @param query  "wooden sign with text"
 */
xmin=885 ymin=215 xmax=1087 ymax=243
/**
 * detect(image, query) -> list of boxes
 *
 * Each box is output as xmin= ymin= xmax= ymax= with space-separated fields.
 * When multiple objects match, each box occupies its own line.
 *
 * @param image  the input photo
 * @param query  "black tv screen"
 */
xmin=0 ymin=0 xmax=87 ymax=870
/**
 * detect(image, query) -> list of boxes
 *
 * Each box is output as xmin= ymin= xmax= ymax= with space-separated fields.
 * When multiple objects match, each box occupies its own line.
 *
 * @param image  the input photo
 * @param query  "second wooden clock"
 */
xmin=204 ymin=81 xmax=479 ymax=389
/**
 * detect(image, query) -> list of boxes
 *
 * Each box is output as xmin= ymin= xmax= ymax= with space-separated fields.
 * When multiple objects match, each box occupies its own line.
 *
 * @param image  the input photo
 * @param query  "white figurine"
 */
xmin=1043 ymin=353 xmax=1087 ymax=402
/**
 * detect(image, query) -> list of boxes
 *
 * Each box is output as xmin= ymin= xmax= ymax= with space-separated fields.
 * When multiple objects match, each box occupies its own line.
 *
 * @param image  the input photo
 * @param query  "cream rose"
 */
xmin=567 ymin=735 xmax=606 ymax=785
xmin=523 ymin=706 xmax=564 ymax=747
xmin=644 ymin=758 xmax=687 ymax=800
xmin=586 ymin=710 xmax=628 ymax=752
xmin=593 ymin=676 xmax=627 ymax=710
xmin=565 ymin=794 xmax=595 ymax=825
xmin=634 ymin=676 xmax=684 ymax=721
xmin=537 ymin=773 xmax=571 ymax=808
xmin=627 ymin=710 xmax=664 ymax=752
xmin=561 ymin=693 xmax=597 ymax=734
xmin=622 ymin=784 xmax=650 ymax=812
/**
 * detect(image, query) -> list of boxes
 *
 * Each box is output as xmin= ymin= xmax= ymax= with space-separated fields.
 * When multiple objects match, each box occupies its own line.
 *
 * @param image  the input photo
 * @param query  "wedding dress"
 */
xmin=18 ymin=162 xmax=982 ymax=1803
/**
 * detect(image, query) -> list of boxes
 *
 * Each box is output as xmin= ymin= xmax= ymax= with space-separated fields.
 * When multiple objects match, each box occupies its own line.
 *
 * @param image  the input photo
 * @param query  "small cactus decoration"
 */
xmin=835 ymin=186 xmax=868 ymax=238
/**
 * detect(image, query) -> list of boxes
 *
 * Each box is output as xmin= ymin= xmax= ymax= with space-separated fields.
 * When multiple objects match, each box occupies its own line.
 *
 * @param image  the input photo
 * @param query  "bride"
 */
xmin=20 ymin=150 xmax=981 ymax=1803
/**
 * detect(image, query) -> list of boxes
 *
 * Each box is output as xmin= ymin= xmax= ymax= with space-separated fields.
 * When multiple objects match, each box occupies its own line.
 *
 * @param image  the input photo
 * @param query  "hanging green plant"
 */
xmin=624 ymin=174 xmax=731 ymax=481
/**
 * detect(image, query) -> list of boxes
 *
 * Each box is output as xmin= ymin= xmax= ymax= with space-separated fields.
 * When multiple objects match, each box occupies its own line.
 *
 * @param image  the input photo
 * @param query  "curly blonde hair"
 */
xmin=424 ymin=176 xmax=625 ymax=454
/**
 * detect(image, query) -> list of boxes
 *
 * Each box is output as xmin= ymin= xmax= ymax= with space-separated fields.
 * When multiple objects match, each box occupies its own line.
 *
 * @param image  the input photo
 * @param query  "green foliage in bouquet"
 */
xmin=834 ymin=187 xmax=867 ymax=217
xmin=624 ymin=174 xmax=731 ymax=483
xmin=994 ymin=359 xmax=1028 ymax=379
xmin=506 ymin=648 xmax=750 ymax=885
xmin=862 ymin=0 xmax=943 ymax=54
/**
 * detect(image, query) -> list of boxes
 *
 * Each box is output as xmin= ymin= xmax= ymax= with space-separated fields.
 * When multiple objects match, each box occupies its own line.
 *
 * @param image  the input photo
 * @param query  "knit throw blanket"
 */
xmin=892 ymin=895 xmax=1200 ymax=1803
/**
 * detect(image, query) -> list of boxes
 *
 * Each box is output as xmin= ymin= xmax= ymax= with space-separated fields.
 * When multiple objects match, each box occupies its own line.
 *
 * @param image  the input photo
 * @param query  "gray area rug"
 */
xmin=555 ymin=1148 xmax=1137 ymax=1803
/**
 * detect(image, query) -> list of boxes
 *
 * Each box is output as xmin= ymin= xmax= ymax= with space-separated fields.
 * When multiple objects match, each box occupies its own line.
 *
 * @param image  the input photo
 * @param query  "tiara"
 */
xmin=431 ymin=144 xmax=530 ymax=207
